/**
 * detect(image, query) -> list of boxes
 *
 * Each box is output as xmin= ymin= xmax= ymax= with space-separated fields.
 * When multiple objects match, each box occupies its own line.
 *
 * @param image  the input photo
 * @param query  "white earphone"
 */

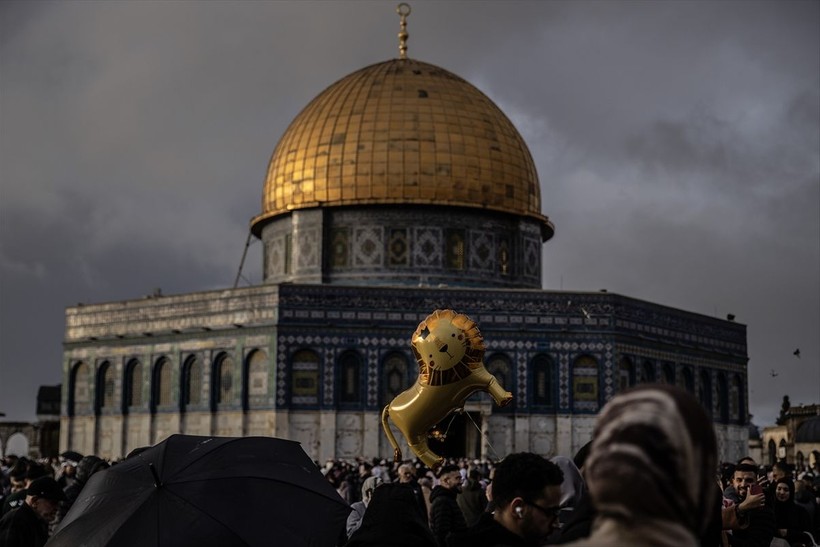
xmin=515 ymin=506 xmax=523 ymax=517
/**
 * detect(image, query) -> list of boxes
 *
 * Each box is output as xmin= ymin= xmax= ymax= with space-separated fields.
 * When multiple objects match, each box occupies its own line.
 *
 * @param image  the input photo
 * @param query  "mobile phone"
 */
xmin=749 ymin=483 xmax=763 ymax=496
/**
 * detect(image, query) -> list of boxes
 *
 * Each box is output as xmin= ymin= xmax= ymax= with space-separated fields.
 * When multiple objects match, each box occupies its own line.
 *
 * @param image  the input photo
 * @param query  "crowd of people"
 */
xmin=2 ymin=385 xmax=820 ymax=547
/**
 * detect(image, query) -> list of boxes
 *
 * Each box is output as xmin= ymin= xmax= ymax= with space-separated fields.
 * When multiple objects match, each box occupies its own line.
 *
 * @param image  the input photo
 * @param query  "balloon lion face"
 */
xmin=381 ymin=309 xmax=512 ymax=470
xmin=411 ymin=310 xmax=484 ymax=384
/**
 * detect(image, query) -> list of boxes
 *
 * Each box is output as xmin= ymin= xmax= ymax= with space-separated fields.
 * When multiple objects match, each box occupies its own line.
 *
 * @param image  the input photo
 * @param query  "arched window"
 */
xmin=331 ymin=228 xmax=350 ymax=268
xmin=698 ymin=370 xmax=712 ymax=416
xmin=498 ymin=239 xmax=510 ymax=276
xmin=486 ymin=354 xmax=512 ymax=412
xmin=213 ymin=353 xmax=236 ymax=407
xmin=531 ymin=354 xmax=555 ymax=408
xmin=641 ymin=360 xmax=656 ymax=383
xmin=245 ymin=350 xmax=269 ymax=410
xmin=291 ymin=349 xmax=320 ymax=406
xmin=96 ymin=361 xmax=114 ymax=414
xmin=572 ymin=355 xmax=599 ymax=411
xmin=768 ymin=439 xmax=777 ymax=465
xmin=70 ymin=361 xmax=91 ymax=416
xmin=339 ymin=351 xmax=362 ymax=405
xmin=181 ymin=355 xmax=202 ymax=411
xmin=618 ymin=357 xmax=634 ymax=392
xmin=680 ymin=367 xmax=694 ymax=394
xmin=486 ymin=354 xmax=511 ymax=389
xmin=381 ymin=352 xmax=408 ymax=406
xmin=152 ymin=357 xmax=172 ymax=411
xmin=716 ymin=373 xmax=729 ymax=423
xmin=796 ymin=451 xmax=805 ymax=471
xmin=3 ymin=433 xmax=29 ymax=458
xmin=661 ymin=363 xmax=675 ymax=385
xmin=731 ymin=374 xmax=743 ymax=423
xmin=123 ymin=359 xmax=143 ymax=412
xmin=446 ymin=230 xmax=465 ymax=270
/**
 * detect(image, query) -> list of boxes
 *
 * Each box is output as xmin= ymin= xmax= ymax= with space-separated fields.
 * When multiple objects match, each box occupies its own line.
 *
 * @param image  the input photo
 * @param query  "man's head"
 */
xmin=24 ymin=463 xmax=48 ymax=487
xmin=772 ymin=461 xmax=791 ymax=482
xmin=361 ymin=475 xmax=383 ymax=505
xmin=732 ymin=463 xmax=758 ymax=500
xmin=61 ymin=459 xmax=78 ymax=477
xmin=9 ymin=465 xmax=27 ymax=493
xmin=437 ymin=464 xmax=462 ymax=492
xmin=491 ymin=452 xmax=564 ymax=544
xmin=25 ymin=476 xmax=66 ymax=522
xmin=398 ymin=463 xmax=416 ymax=484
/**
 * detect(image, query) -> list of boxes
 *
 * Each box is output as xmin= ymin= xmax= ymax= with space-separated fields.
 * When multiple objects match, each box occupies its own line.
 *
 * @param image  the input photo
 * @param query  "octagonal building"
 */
xmin=60 ymin=12 xmax=749 ymax=464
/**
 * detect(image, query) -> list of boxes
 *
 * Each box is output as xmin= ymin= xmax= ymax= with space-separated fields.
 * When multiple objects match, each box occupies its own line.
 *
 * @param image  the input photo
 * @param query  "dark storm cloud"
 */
xmin=1 ymin=1 xmax=817 ymax=426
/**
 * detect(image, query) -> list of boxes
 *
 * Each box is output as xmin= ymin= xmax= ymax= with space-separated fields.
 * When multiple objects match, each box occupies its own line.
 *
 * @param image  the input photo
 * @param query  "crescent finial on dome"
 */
xmin=397 ymin=3 xmax=411 ymax=59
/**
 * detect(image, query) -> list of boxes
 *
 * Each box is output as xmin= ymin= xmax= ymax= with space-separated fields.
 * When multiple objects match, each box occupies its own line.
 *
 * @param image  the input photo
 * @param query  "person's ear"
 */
xmin=511 ymin=498 xmax=525 ymax=519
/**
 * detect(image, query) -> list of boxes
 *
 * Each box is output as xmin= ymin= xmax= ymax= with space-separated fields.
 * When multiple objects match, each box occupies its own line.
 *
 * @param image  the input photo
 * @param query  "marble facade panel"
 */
xmin=289 ymin=413 xmax=321 ymax=458
xmin=123 ymin=414 xmax=151 ymax=457
xmin=335 ymin=412 xmax=364 ymax=459
xmin=96 ymin=415 xmax=122 ymax=460
xmin=181 ymin=411 xmax=212 ymax=436
xmin=527 ymin=415 xmax=556 ymax=456
xmin=152 ymin=413 xmax=180 ymax=445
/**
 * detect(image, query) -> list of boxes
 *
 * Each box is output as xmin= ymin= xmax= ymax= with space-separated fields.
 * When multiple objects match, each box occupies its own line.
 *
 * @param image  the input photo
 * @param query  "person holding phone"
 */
xmin=728 ymin=463 xmax=776 ymax=547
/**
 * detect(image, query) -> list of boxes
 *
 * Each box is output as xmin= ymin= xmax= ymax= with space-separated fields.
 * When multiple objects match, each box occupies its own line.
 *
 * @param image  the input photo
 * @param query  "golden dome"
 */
xmin=251 ymin=58 xmax=553 ymax=240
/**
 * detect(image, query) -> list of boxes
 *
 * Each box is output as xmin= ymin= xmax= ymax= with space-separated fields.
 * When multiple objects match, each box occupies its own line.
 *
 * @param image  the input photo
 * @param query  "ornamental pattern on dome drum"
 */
xmin=253 ymin=58 xmax=548 ymax=235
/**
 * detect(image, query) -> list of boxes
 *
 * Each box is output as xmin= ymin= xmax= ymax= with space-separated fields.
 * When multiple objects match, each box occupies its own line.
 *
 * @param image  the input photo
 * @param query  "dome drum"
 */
xmin=260 ymin=205 xmax=544 ymax=289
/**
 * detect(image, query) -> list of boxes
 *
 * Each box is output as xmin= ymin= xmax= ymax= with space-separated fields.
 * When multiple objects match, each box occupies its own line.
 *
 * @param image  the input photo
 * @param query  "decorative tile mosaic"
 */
xmin=412 ymin=227 xmax=443 ymax=268
xmin=558 ymin=353 xmax=570 ymax=409
xmin=367 ymin=348 xmax=379 ymax=407
xmin=388 ymin=228 xmax=409 ymax=267
xmin=296 ymin=227 xmax=320 ymax=271
xmin=468 ymin=230 xmax=494 ymax=271
xmin=516 ymin=352 xmax=527 ymax=407
xmin=523 ymin=237 xmax=540 ymax=278
xmin=323 ymin=348 xmax=335 ymax=406
xmin=276 ymin=343 xmax=288 ymax=406
xmin=353 ymin=226 xmax=384 ymax=267
xmin=268 ymin=237 xmax=285 ymax=276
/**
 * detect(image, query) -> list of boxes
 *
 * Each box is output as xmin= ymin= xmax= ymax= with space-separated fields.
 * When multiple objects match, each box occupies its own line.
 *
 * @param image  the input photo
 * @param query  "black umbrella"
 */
xmin=47 ymin=435 xmax=349 ymax=547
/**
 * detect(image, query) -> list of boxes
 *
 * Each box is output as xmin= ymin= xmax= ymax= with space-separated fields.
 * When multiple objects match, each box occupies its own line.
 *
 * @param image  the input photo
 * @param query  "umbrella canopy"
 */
xmin=47 ymin=435 xmax=349 ymax=547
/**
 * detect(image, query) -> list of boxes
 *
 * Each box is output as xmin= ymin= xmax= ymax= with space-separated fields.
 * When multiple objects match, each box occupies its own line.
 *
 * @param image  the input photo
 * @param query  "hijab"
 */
xmin=582 ymin=385 xmax=719 ymax=545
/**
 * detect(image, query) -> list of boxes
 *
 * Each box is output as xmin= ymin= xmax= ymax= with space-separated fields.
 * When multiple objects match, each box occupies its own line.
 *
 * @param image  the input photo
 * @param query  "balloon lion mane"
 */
xmin=381 ymin=309 xmax=513 ymax=470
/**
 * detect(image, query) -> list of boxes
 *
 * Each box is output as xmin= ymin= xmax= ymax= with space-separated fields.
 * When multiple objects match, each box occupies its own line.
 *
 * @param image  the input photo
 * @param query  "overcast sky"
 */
xmin=1 ymin=0 xmax=817 ymax=429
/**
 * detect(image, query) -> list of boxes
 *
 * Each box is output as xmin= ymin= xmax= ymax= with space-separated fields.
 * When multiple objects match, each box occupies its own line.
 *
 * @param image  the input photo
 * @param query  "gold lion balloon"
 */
xmin=381 ymin=309 xmax=513 ymax=470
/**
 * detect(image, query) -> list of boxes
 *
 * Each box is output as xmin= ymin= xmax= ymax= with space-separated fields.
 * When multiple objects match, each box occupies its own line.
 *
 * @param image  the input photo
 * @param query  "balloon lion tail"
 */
xmin=381 ymin=405 xmax=403 ymax=463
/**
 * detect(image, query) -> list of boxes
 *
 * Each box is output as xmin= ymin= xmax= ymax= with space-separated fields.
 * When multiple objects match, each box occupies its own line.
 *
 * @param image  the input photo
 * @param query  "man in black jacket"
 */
xmin=446 ymin=453 xmax=563 ymax=547
xmin=430 ymin=464 xmax=467 ymax=547
xmin=0 ymin=476 xmax=66 ymax=547
xmin=730 ymin=463 xmax=776 ymax=547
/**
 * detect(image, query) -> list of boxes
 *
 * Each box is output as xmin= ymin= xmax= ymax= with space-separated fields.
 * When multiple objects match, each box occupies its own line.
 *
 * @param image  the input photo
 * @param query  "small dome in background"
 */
xmin=795 ymin=415 xmax=820 ymax=443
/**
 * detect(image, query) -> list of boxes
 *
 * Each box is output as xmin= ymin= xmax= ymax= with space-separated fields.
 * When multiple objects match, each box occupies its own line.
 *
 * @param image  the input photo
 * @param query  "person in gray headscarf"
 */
xmin=549 ymin=456 xmax=587 ymax=525
xmin=562 ymin=384 xmax=720 ymax=547
xmin=347 ymin=476 xmax=383 ymax=540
